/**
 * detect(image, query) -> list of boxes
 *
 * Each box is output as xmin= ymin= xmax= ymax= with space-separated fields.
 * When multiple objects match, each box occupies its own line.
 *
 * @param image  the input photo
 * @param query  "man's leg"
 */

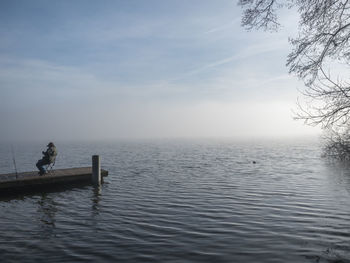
xmin=36 ymin=159 xmax=49 ymax=175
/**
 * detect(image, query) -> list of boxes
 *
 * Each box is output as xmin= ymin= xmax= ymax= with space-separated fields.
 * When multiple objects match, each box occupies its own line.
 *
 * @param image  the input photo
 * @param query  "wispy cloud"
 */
xmin=171 ymin=37 xmax=288 ymax=82
xmin=204 ymin=18 xmax=241 ymax=34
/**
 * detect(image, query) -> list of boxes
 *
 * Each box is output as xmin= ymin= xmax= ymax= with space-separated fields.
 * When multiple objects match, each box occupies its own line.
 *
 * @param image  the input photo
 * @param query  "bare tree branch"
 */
xmin=240 ymin=0 xmax=350 ymax=129
xmin=240 ymin=0 xmax=350 ymax=158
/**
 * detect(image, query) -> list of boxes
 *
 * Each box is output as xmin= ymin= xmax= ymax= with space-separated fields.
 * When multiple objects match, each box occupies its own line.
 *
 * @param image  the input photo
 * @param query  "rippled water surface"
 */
xmin=1 ymin=138 xmax=350 ymax=262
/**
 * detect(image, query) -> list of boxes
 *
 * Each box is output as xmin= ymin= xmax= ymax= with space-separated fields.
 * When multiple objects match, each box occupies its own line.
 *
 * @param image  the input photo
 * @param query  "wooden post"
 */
xmin=92 ymin=155 xmax=101 ymax=186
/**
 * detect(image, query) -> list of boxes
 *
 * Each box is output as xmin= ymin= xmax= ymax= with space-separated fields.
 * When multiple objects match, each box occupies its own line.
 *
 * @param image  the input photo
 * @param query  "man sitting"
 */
xmin=36 ymin=142 xmax=57 ymax=176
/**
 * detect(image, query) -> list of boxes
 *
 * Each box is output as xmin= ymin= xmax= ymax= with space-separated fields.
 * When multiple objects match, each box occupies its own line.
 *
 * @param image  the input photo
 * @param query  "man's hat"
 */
xmin=47 ymin=142 xmax=54 ymax=147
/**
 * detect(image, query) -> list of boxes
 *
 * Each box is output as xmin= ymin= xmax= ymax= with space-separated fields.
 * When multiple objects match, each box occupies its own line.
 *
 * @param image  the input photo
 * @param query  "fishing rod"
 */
xmin=11 ymin=144 xmax=18 ymax=179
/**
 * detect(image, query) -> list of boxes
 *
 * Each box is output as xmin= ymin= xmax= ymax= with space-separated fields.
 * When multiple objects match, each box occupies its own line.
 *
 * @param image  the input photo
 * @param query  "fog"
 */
xmin=1 ymin=99 xmax=319 ymax=142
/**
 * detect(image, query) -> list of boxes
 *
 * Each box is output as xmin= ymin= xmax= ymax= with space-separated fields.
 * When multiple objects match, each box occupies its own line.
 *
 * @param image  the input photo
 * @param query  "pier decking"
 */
xmin=0 ymin=167 xmax=108 ymax=194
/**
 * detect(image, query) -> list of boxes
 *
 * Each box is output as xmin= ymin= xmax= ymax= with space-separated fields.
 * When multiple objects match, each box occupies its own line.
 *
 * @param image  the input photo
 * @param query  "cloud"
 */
xmin=171 ymin=37 xmax=288 ymax=82
xmin=0 ymin=57 xmax=125 ymax=108
xmin=204 ymin=18 xmax=241 ymax=34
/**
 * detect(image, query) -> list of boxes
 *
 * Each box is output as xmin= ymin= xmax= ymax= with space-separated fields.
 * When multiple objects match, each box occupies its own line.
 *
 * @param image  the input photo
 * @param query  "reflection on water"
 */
xmin=324 ymin=160 xmax=350 ymax=193
xmin=91 ymin=186 xmax=102 ymax=229
xmin=0 ymin=139 xmax=350 ymax=262
xmin=37 ymin=193 xmax=57 ymax=240
xmin=92 ymin=187 xmax=101 ymax=214
xmin=37 ymin=194 xmax=57 ymax=227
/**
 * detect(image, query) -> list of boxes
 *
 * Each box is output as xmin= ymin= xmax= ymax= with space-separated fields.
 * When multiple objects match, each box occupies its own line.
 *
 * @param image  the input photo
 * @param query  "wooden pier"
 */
xmin=0 ymin=167 xmax=108 ymax=195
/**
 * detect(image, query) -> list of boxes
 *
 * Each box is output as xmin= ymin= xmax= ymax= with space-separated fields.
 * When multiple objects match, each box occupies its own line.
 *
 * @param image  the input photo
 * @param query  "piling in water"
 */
xmin=92 ymin=155 xmax=101 ymax=186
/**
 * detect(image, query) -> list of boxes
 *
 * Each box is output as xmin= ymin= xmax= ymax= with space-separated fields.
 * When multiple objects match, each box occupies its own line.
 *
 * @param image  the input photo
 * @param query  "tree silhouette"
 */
xmin=239 ymin=0 xmax=350 ymax=129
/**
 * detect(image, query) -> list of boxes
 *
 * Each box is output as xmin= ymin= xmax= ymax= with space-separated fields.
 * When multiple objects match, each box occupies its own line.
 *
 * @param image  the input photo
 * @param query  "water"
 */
xmin=1 ymin=138 xmax=350 ymax=262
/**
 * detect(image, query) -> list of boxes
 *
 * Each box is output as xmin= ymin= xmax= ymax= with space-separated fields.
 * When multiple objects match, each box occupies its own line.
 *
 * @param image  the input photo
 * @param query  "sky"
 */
xmin=0 ymin=0 xmax=321 ymax=141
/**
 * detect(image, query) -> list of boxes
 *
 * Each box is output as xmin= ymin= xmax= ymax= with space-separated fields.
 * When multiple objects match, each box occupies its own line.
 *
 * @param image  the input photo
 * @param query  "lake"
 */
xmin=0 ymin=138 xmax=350 ymax=262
